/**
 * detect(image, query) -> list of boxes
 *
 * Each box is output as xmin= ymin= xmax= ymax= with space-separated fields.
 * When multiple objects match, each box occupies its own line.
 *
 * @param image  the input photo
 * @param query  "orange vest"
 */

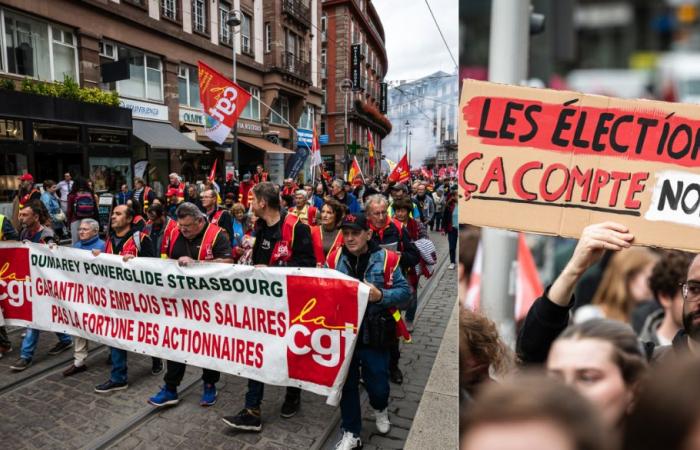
xmin=209 ymin=208 xmax=225 ymax=225
xmin=142 ymin=186 xmax=153 ymax=211
xmin=144 ymin=217 xmax=179 ymax=258
xmin=105 ymin=232 xmax=141 ymax=257
xmin=168 ymin=223 xmax=223 ymax=260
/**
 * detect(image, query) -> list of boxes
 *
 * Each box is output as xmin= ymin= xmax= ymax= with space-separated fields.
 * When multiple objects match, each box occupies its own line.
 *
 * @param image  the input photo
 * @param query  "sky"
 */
xmin=373 ymin=0 xmax=459 ymax=82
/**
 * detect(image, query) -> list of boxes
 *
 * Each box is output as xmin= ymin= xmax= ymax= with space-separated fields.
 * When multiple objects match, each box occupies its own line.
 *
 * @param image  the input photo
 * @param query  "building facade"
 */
xmin=384 ymin=70 xmax=458 ymax=170
xmin=320 ymin=0 xmax=389 ymax=178
xmin=0 ymin=0 xmax=322 ymax=203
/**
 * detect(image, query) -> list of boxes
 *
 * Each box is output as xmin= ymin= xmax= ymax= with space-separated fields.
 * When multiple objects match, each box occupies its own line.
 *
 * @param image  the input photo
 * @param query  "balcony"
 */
xmin=282 ymin=0 xmax=311 ymax=29
xmin=274 ymin=52 xmax=311 ymax=83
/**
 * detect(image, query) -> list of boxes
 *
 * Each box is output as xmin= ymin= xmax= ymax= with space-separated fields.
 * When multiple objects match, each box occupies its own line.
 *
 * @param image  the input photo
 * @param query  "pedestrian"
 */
xmin=412 ymin=182 xmax=435 ymax=226
xmin=132 ymin=177 xmax=155 ymax=213
xmin=574 ymin=247 xmax=657 ymax=324
xmin=201 ymin=188 xmax=233 ymax=242
xmin=63 ymin=218 xmax=105 ymax=377
xmin=10 ymin=201 xmax=72 ymax=371
xmin=222 ymin=182 xmax=316 ymax=432
xmin=93 ymin=205 xmax=161 ymax=393
xmin=230 ymin=202 xmax=251 ymax=260
xmin=143 ymin=203 xmax=178 ymax=259
xmin=289 ymin=189 xmax=318 ymax=225
xmin=0 ymin=213 xmax=19 ymax=360
xmin=56 ymin=172 xmax=73 ymax=213
xmin=310 ymin=197 xmax=346 ymax=266
xmin=148 ymin=202 xmax=233 ymax=407
xmin=326 ymin=212 xmax=411 ymax=450
xmin=442 ymin=184 xmax=458 ymax=270
xmin=331 ymin=179 xmax=361 ymax=213
xmin=252 ymin=164 xmax=268 ymax=184
xmin=223 ymin=173 xmax=239 ymax=202
xmin=462 ymin=374 xmax=608 ymax=450
xmin=365 ymin=194 xmax=419 ymax=385
xmin=12 ymin=173 xmax=40 ymax=229
xmin=168 ymin=173 xmax=186 ymax=204
xmin=125 ymin=198 xmax=147 ymax=231
xmin=431 ymin=187 xmax=444 ymax=231
xmin=67 ymin=177 xmax=99 ymax=245
xmin=41 ymin=179 xmax=66 ymax=239
xmin=114 ymin=183 xmax=131 ymax=206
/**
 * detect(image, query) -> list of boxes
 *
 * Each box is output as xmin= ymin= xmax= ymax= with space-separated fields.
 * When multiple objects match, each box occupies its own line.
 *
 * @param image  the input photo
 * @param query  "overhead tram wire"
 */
xmin=424 ymin=0 xmax=458 ymax=69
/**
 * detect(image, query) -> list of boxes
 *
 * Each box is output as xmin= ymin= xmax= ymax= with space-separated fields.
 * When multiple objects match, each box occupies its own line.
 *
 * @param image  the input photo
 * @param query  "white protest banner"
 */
xmin=0 ymin=243 xmax=369 ymax=406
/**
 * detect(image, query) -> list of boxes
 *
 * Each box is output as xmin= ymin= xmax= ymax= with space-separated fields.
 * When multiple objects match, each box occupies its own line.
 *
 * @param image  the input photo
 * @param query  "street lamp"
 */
xmin=340 ymin=78 xmax=353 ymax=177
xmin=404 ymin=120 xmax=411 ymax=167
xmin=227 ymin=10 xmax=242 ymax=175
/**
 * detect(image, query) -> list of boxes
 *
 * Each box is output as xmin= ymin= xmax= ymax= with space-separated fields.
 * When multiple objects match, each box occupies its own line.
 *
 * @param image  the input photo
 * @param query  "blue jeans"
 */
xmin=20 ymin=329 xmax=72 ymax=361
xmin=448 ymin=228 xmax=458 ymax=264
xmin=110 ymin=348 xmax=128 ymax=383
xmin=405 ymin=290 xmax=418 ymax=322
xmin=245 ymin=380 xmax=300 ymax=410
xmin=340 ymin=347 xmax=390 ymax=436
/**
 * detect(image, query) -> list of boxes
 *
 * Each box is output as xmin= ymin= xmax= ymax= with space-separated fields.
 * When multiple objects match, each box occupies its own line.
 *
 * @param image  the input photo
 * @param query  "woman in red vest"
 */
xmin=310 ymin=197 xmax=347 ymax=267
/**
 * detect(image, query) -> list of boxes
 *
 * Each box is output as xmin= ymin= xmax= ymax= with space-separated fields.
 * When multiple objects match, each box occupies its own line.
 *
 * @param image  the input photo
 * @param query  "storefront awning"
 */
xmin=182 ymin=124 xmax=234 ymax=144
xmin=133 ymin=119 xmax=208 ymax=151
xmin=238 ymin=135 xmax=295 ymax=154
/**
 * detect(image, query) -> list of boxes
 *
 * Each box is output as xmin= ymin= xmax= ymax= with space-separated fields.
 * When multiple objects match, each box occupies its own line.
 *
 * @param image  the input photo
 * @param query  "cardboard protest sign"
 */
xmin=0 ymin=243 xmax=369 ymax=405
xmin=459 ymin=79 xmax=700 ymax=252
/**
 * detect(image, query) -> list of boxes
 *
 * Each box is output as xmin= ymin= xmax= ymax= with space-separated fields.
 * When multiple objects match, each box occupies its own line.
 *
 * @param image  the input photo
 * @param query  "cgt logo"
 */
xmin=0 ymin=248 xmax=33 ymax=322
xmin=286 ymin=276 xmax=359 ymax=387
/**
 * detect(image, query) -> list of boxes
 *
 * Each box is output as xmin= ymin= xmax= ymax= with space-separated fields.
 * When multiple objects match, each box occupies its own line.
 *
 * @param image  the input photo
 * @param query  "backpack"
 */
xmin=74 ymin=192 xmax=95 ymax=219
xmin=414 ymin=238 xmax=438 ymax=279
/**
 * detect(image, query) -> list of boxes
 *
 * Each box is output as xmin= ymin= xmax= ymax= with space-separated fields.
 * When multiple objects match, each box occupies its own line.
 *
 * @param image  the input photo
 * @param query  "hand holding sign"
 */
xmin=549 ymin=222 xmax=634 ymax=307
xmin=365 ymin=281 xmax=383 ymax=303
xmin=177 ymin=256 xmax=195 ymax=266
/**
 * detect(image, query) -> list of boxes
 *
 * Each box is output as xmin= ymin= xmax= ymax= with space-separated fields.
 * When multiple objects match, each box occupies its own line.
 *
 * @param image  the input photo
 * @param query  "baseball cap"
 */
xmin=340 ymin=213 xmax=369 ymax=231
xmin=18 ymin=173 xmax=33 ymax=181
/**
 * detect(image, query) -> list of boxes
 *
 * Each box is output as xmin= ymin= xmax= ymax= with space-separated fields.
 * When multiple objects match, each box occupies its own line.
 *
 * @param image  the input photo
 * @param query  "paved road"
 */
xmin=0 ymin=230 xmax=456 ymax=449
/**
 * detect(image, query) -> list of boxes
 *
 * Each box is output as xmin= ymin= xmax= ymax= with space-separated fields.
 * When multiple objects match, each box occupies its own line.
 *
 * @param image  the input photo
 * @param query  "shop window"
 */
xmin=1 ymin=8 xmax=78 ymax=82
xmin=178 ymin=65 xmax=200 ymax=108
xmin=90 ymin=157 xmax=131 ymax=193
xmin=0 ymin=119 xmax=22 ymax=140
xmin=33 ymin=122 xmax=79 ymax=142
xmin=240 ymin=86 xmax=260 ymax=120
xmin=88 ymin=128 xmax=129 ymax=145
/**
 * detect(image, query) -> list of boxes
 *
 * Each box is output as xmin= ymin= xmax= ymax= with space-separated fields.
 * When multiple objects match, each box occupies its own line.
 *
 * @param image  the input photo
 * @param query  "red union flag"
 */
xmin=388 ymin=153 xmax=410 ymax=183
xmin=286 ymin=275 xmax=359 ymax=387
xmin=0 ymin=247 xmax=32 ymax=324
xmin=198 ymin=61 xmax=251 ymax=144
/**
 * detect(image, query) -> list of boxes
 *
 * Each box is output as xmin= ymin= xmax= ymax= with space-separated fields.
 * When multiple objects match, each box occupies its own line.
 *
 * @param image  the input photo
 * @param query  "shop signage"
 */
xmin=319 ymin=134 xmax=329 ymax=144
xmin=297 ymin=128 xmax=313 ymax=149
xmin=119 ymin=98 xmax=169 ymax=122
xmin=351 ymin=45 xmax=361 ymax=91
xmin=380 ymin=82 xmax=388 ymax=114
xmin=179 ymin=109 xmax=206 ymax=126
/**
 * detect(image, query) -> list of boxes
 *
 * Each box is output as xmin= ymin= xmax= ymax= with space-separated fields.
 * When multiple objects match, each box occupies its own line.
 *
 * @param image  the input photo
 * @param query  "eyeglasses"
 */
xmin=681 ymin=282 xmax=700 ymax=302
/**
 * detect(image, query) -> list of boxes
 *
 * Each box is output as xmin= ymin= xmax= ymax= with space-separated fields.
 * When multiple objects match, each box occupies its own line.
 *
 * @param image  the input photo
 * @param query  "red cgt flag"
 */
xmin=208 ymin=158 xmax=218 ymax=182
xmin=388 ymin=153 xmax=410 ymax=183
xmin=198 ymin=61 xmax=251 ymax=144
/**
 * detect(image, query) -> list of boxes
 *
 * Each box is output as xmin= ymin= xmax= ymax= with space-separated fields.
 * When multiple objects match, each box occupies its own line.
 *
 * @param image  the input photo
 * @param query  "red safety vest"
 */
xmin=167 ymin=223 xmax=223 ymax=261
xmin=269 ymin=213 xmax=301 ymax=266
xmin=105 ymin=232 xmax=141 ymax=257
xmin=142 ymin=186 xmax=153 ymax=211
xmin=19 ymin=189 xmax=40 ymax=209
xmin=143 ymin=217 xmax=178 ymax=259
xmin=209 ymin=208 xmax=225 ymax=225
xmin=310 ymin=226 xmax=343 ymax=266
xmin=132 ymin=215 xmax=146 ymax=228
xmin=327 ymin=247 xmax=410 ymax=342
xmin=369 ymin=217 xmax=404 ymax=242
xmin=308 ymin=206 xmax=318 ymax=226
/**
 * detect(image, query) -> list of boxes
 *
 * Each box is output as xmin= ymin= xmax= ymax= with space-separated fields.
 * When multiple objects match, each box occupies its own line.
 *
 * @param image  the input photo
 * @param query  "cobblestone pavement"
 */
xmin=0 ymin=230 xmax=456 ymax=449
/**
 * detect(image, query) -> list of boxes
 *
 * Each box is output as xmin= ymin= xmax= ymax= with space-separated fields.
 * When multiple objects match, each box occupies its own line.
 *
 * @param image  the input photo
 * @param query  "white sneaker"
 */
xmin=374 ymin=408 xmax=391 ymax=434
xmin=448 ymin=263 xmax=455 ymax=270
xmin=335 ymin=431 xmax=362 ymax=450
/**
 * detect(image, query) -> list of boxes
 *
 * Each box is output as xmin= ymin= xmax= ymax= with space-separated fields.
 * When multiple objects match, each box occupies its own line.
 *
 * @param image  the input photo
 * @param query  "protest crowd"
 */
xmin=0 ymin=161 xmax=458 ymax=450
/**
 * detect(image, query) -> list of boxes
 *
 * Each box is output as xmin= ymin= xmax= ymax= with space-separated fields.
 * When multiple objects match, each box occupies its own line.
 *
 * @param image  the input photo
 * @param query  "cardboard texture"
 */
xmin=459 ymin=79 xmax=700 ymax=252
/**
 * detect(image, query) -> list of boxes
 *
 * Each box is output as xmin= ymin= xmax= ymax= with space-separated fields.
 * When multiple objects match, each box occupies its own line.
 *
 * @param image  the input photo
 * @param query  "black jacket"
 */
xmin=516 ymin=288 xmax=572 ymax=364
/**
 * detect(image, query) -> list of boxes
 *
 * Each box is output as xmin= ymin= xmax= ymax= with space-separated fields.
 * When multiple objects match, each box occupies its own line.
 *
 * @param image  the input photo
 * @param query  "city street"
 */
xmin=0 ymin=231 xmax=456 ymax=450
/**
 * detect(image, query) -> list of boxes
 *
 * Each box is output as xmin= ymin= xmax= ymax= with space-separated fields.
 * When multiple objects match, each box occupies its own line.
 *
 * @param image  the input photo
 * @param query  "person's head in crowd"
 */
xmin=78 ymin=218 xmax=100 ymax=242
xmin=231 ymin=203 xmax=247 ymax=222
xmin=127 ymin=198 xmax=142 ymax=216
xmin=251 ymin=182 xmax=280 ymax=217
xmin=70 ymin=177 xmax=93 ymax=195
xmin=175 ymin=202 xmax=207 ymax=239
xmin=340 ymin=213 xmax=371 ymax=256
xmin=681 ymin=254 xmax=700 ymax=342
xmin=392 ymin=197 xmax=414 ymax=224
xmin=365 ymin=194 xmax=389 ymax=229
xmin=294 ymin=190 xmax=308 ymax=210
xmin=18 ymin=201 xmax=47 ymax=230
xmin=344 ymin=183 xmax=352 ymax=193
xmin=461 ymin=373 xmax=608 ymax=450
xmin=460 ymin=309 xmax=512 ymax=399
xmin=224 ymin=193 xmax=235 ymax=209
xmin=648 ymin=250 xmax=691 ymax=342
xmin=110 ymin=205 xmax=134 ymax=235
xmin=187 ymin=184 xmax=198 ymax=198
xmin=331 ymin=179 xmax=345 ymax=197
xmin=280 ymin=194 xmax=293 ymax=210
xmin=592 ymin=247 xmax=658 ymax=323
xmin=87 ymin=180 xmax=94 ymax=191
xmin=43 ymin=179 xmax=57 ymax=195
xmin=412 ymin=180 xmax=421 ymax=194
xmin=315 ymin=183 xmax=324 ymax=196
xmin=459 ymin=226 xmax=481 ymax=305
xmin=169 ymin=173 xmax=181 ymax=186
xmin=284 ymin=178 xmax=293 ymax=187
xmin=381 ymin=182 xmax=388 ymax=192
xmin=120 ymin=184 xmax=128 ymax=193
xmin=256 ymin=164 xmax=264 ymax=175
xmin=303 ymin=185 xmax=313 ymax=199
xmin=152 ymin=197 xmax=163 ymax=207
xmin=623 ymin=356 xmax=700 ymax=450
xmin=547 ymin=319 xmax=648 ymax=429
xmin=63 ymin=172 xmax=72 ymax=183
xmin=416 ymin=183 xmax=427 ymax=197
xmin=200 ymin=189 xmax=217 ymax=211
xmin=146 ymin=203 xmax=165 ymax=225
xmin=18 ymin=173 xmax=34 ymax=190
xmin=391 ymin=183 xmax=408 ymax=199
xmin=134 ymin=177 xmax=145 ymax=189
xmin=321 ymin=197 xmax=347 ymax=231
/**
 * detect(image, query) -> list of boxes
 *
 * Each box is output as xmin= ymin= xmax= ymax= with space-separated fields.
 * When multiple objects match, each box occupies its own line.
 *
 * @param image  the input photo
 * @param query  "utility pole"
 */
xmin=227 ymin=10 xmax=242 ymax=176
xmin=340 ymin=78 xmax=352 ymax=178
xmin=480 ymin=0 xmax=531 ymax=347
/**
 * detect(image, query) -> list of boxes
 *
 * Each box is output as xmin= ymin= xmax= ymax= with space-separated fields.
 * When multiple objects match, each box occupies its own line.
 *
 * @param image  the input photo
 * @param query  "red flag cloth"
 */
xmin=367 ymin=129 xmax=375 ymax=172
xmin=208 ymin=158 xmax=218 ymax=182
xmin=198 ymin=60 xmax=251 ymax=144
xmin=515 ymin=233 xmax=543 ymax=321
xmin=388 ymin=153 xmax=410 ymax=183
xmin=421 ymin=166 xmax=432 ymax=180
xmin=348 ymin=157 xmax=364 ymax=186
